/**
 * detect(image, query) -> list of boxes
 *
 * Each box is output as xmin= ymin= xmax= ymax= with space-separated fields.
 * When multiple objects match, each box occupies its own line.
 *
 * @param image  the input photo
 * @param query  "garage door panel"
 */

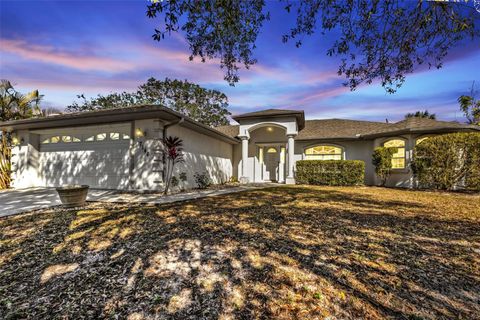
xmin=38 ymin=126 xmax=131 ymax=189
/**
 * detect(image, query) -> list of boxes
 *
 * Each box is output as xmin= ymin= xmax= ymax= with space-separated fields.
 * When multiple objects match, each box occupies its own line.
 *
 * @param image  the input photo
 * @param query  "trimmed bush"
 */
xmin=194 ymin=172 xmax=212 ymax=189
xmin=372 ymin=147 xmax=398 ymax=186
xmin=296 ymin=160 xmax=365 ymax=186
xmin=411 ymin=132 xmax=480 ymax=191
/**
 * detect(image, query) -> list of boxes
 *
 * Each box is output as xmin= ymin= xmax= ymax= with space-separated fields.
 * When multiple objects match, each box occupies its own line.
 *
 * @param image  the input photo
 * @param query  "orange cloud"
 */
xmin=0 ymin=39 xmax=136 ymax=72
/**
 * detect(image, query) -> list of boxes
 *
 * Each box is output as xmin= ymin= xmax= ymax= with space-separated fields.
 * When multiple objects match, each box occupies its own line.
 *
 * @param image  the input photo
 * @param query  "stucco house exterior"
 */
xmin=1 ymin=105 xmax=478 ymax=190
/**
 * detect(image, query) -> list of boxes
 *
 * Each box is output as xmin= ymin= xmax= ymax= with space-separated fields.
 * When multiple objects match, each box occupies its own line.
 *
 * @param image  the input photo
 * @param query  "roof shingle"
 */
xmin=215 ymin=117 xmax=479 ymax=140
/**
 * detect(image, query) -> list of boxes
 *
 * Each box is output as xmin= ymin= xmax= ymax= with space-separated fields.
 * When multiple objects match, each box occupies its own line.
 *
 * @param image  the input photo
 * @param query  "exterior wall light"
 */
xmin=12 ymin=136 xmax=23 ymax=146
xmin=267 ymin=127 xmax=273 ymax=132
xmin=135 ymin=128 xmax=146 ymax=138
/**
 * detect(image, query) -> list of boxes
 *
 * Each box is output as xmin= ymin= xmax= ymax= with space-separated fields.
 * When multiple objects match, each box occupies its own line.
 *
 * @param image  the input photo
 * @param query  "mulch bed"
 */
xmin=1 ymin=185 xmax=479 ymax=319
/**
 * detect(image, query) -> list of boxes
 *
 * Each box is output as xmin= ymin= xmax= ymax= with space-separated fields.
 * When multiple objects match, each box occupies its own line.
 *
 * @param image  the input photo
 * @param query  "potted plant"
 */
xmin=56 ymin=185 xmax=89 ymax=207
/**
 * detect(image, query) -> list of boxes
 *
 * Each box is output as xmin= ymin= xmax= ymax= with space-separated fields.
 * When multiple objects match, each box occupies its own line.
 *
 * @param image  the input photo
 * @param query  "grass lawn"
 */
xmin=1 ymin=186 xmax=479 ymax=320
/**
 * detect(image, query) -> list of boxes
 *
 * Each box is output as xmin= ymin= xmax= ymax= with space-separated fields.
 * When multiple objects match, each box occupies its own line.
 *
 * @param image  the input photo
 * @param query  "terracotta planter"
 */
xmin=56 ymin=185 xmax=89 ymax=208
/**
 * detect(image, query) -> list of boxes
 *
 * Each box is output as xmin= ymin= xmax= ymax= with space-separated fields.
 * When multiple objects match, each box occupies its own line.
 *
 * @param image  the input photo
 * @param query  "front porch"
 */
xmin=233 ymin=109 xmax=305 ymax=184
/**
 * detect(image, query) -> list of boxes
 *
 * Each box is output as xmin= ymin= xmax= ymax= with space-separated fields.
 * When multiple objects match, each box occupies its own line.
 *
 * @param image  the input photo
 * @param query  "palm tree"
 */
xmin=0 ymin=80 xmax=43 ymax=189
xmin=1 ymin=80 xmax=42 ymax=121
xmin=404 ymin=110 xmax=436 ymax=120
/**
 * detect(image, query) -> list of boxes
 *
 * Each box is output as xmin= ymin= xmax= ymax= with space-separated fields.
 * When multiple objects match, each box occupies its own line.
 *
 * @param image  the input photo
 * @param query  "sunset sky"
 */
xmin=1 ymin=0 xmax=479 ymax=123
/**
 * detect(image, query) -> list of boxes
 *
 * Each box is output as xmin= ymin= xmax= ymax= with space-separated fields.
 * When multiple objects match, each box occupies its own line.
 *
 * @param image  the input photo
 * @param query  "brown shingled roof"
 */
xmin=215 ymin=117 xmax=479 ymax=140
xmin=296 ymin=119 xmax=392 ymax=140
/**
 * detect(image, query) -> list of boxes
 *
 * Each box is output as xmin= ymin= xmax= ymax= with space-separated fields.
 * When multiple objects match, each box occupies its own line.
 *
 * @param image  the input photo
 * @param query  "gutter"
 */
xmin=162 ymin=117 xmax=185 ymax=138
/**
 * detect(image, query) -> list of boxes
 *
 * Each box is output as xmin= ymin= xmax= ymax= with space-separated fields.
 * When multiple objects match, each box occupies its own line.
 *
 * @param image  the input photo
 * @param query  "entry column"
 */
xmin=240 ymin=136 xmax=249 ymax=183
xmin=286 ymin=134 xmax=296 ymax=184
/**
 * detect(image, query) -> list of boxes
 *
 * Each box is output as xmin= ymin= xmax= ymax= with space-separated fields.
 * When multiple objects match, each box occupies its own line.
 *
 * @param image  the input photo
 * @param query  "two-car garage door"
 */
xmin=37 ymin=124 xmax=131 ymax=189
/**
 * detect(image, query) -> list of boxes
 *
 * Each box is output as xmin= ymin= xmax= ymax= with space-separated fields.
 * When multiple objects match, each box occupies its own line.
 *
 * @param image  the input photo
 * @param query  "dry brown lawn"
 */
xmin=1 ymin=185 xmax=479 ymax=320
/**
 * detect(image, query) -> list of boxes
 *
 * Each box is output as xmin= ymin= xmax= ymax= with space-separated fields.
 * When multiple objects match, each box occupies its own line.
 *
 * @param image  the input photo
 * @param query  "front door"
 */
xmin=264 ymin=147 xmax=279 ymax=182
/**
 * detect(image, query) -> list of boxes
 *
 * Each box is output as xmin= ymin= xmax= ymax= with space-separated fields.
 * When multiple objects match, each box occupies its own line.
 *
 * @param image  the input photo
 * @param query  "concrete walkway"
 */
xmin=0 ymin=184 xmax=274 ymax=218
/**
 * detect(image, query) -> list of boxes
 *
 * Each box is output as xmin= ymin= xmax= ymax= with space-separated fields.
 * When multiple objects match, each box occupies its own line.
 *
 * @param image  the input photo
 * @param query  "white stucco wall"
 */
xmin=11 ymin=130 xmax=43 ymax=189
xmin=166 ymin=125 xmax=233 ymax=188
xmin=11 ymin=120 xmax=234 ymax=191
xmin=233 ymin=135 xmax=376 ymax=185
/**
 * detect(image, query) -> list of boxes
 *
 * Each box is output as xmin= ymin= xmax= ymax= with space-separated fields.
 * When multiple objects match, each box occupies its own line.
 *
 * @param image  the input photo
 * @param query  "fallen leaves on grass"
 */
xmin=0 ymin=186 xmax=479 ymax=319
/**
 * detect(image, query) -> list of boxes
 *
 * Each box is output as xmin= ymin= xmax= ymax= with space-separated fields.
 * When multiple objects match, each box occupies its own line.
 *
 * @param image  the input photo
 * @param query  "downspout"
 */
xmin=162 ymin=117 xmax=184 ymax=182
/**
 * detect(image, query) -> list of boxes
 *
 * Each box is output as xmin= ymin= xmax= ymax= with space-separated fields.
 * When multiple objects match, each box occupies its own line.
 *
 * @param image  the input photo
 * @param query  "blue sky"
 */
xmin=0 ymin=0 xmax=479 ymax=123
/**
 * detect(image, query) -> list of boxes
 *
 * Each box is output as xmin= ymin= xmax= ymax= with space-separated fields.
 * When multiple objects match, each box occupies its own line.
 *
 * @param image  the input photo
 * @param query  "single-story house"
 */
xmin=1 ymin=105 xmax=478 ymax=190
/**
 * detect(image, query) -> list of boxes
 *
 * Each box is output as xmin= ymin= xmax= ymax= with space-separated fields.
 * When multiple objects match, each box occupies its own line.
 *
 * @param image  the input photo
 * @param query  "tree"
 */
xmin=0 ymin=80 xmax=43 ymax=189
xmin=372 ymin=147 xmax=397 ymax=186
xmin=146 ymin=1 xmax=479 ymax=92
xmin=1 ymin=80 xmax=42 ymax=121
xmin=458 ymin=81 xmax=480 ymax=125
xmin=161 ymin=136 xmax=185 ymax=195
xmin=66 ymin=77 xmax=231 ymax=127
xmin=411 ymin=133 xmax=480 ymax=190
xmin=405 ymin=110 xmax=436 ymax=120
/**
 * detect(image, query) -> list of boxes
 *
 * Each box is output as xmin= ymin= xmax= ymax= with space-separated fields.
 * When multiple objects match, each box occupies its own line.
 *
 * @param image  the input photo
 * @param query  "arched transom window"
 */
xmin=383 ymin=139 xmax=405 ymax=169
xmin=416 ymin=136 xmax=430 ymax=145
xmin=305 ymin=145 xmax=343 ymax=160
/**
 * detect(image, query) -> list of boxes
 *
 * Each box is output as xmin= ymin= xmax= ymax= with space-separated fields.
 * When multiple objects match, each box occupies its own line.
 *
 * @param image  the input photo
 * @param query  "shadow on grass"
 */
xmin=1 ymin=186 xmax=479 ymax=319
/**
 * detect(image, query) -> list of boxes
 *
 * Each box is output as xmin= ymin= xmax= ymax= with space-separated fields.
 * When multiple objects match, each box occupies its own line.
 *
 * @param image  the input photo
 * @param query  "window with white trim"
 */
xmin=383 ymin=139 xmax=406 ymax=169
xmin=305 ymin=145 xmax=343 ymax=160
xmin=416 ymin=136 xmax=429 ymax=145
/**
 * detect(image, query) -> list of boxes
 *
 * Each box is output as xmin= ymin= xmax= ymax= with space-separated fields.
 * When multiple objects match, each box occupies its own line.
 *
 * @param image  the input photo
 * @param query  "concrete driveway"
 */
xmin=0 ymin=184 xmax=272 ymax=218
xmin=0 ymin=188 xmax=114 ymax=218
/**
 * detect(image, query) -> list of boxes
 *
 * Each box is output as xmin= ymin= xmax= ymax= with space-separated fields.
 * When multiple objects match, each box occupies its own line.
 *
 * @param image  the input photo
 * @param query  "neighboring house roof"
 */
xmin=232 ymin=108 xmax=306 ymax=130
xmin=0 ymin=105 xmax=239 ymax=144
xmin=216 ymin=117 xmax=479 ymax=140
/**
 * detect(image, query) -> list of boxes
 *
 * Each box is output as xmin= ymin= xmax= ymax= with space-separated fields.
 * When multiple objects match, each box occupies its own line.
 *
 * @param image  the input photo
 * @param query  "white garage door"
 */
xmin=38 ymin=124 xmax=131 ymax=189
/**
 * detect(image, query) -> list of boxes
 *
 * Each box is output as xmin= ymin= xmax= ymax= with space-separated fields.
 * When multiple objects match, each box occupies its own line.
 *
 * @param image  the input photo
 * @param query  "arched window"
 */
xmin=267 ymin=147 xmax=277 ymax=153
xmin=416 ymin=136 xmax=430 ymax=145
xmin=305 ymin=145 xmax=343 ymax=160
xmin=383 ymin=139 xmax=405 ymax=169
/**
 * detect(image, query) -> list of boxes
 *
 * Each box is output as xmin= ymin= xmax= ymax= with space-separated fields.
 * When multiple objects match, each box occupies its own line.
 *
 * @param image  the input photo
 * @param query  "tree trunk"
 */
xmin=0 ymin=132 xmax=12 ymax=189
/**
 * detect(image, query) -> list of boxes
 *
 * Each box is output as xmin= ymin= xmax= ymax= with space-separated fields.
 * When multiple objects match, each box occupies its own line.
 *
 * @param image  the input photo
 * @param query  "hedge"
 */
xmin=296 ymin=160 xmax=365 ymax=186
xmin=411 ymin=132 xmax=480 ymax=191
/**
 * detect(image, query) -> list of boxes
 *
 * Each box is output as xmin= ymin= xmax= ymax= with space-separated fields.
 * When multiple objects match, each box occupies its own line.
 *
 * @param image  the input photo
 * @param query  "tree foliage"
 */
xmin=458 ymin=81 xmax=480 ymax=125
xmin=66 ymin=77 xmax=231 ymax=127
xmin=405 ymin=110 xmax=436 ymax=119
xmin=1 ymin=80 xmax=42 ymax=122
xmin=411 ymin=132 xmax=480 ymax=191
xmin=0 ymin=80 xmax=43 ymax=189
xmin=147 ymin=0 xmax=479 ymax=92
xmin=372 ymin=147 xmax=397 ymax=186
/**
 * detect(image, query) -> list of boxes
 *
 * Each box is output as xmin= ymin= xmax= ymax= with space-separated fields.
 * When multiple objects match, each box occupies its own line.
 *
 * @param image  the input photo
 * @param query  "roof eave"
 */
xmin=362 ymin=126 xmax=480 ymax=139
xmin=233 ymin=112 xmax=306 ymax=130
xmin=0 ymin=105 xmax=239 ymax=144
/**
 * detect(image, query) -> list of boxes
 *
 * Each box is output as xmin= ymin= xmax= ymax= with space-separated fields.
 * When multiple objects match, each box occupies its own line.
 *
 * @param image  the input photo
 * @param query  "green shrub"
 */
xmin=295 ymin=160 xmax=365 ymax=186
xmin=170 ymin=176 xmax=179 ymax=187
xmin=194 ymin=172 xmax=212 ymax=189
xmin=372 ymin=147 xmax=398 ymax=186
xmin=411 ymin=132 xmax=480 ymax=191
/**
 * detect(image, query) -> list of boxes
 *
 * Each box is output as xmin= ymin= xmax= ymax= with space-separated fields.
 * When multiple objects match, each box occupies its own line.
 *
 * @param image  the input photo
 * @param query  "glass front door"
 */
xmin=264 ymin=147 xmax=279 ymax=182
